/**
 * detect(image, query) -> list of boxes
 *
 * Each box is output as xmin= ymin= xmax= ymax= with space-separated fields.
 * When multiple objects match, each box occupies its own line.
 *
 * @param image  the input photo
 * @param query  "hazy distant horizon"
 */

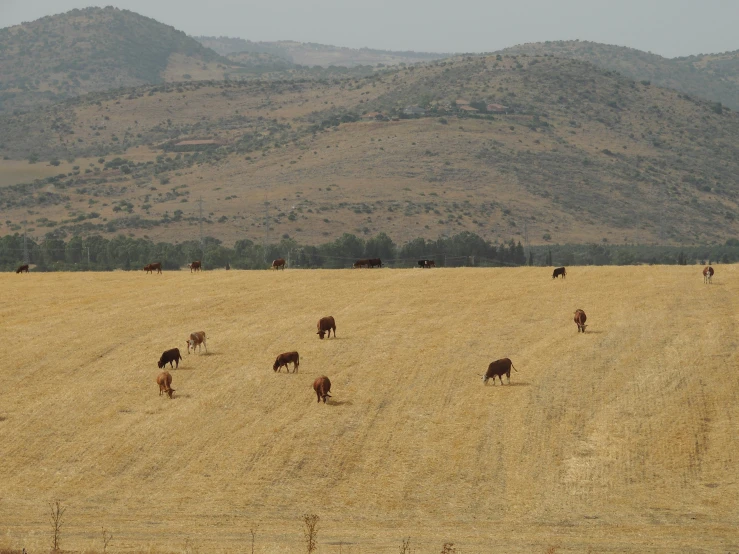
xmin=1 ymin=0 xmax=738 ymax=58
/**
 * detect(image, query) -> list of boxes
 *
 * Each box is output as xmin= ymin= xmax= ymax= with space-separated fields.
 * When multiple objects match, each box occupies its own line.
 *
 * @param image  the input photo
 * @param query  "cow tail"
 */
xmin=511 ymin=364 xmax=518 ymax=372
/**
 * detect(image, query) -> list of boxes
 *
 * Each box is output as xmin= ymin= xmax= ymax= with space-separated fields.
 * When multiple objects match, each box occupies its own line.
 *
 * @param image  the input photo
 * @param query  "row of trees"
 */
xmin=1 ymin=231 xmax=737 ymax=272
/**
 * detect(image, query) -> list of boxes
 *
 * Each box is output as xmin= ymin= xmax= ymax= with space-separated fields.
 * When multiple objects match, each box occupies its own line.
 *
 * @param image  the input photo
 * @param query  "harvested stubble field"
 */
xmin=1 ymin=266 xmax=738 ymax=553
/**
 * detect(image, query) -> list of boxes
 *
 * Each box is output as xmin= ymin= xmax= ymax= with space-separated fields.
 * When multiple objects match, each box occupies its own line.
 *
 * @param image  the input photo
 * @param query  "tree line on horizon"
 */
xmin=1 ymin=231 xmax=738 ymax=272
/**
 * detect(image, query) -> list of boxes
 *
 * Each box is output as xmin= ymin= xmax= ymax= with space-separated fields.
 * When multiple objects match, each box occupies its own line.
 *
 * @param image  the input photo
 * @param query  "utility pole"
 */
xmin=198 ymin=196 xmax=205 ymax=263
xmin=22 ymin=224 xmax=29 ymax=264
xmin=287 ymin=250 xmax=291 ymax=269
xmin=262 ymin=197 xmax=269 ymax=266
xmin=86 ymin=247 xmax=90 ymax=268
xmin=523 ymin=220 xmax=530 ymax=264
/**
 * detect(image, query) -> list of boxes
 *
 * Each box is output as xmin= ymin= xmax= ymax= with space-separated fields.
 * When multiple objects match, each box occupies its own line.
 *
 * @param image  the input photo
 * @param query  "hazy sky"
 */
xmin=1 ymin=0 xmax=737 ymax=57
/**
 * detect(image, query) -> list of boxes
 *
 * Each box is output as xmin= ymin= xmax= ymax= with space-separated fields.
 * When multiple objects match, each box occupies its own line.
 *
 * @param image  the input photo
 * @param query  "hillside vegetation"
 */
xmin=0 ymin=267 xmax=737 ymax=552
xmin=1 ymin=54 xmax=738 ymax=246
xmin=195 ymin=36 xmax=450 ymax=67
xmin=0 ymin=7 xmax=230 ymax=115
xmin=501 ymin=41 xmax=739 ymax=110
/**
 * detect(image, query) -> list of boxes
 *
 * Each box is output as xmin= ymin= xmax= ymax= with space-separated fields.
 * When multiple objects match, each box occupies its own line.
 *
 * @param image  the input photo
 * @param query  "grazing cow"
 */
xmin=574 ymin=309 xmax=588 ymax=333
xmin=186 ymin=331 xmax=207 ymax=354
xmin=353 ymin=259 xmax=370 ymax=268
xmin=703 ymin=266 xmax=714 ymax=284
xmin=225 ymin=262 xmax=230 ymax=270
xmin=417 ymin=260 xmax=436 ymax=268
xmin=482 ymin=358 xmax=518 ymax=385
xmin=273 ymin=351 xmax=300 ymax=373
xmin=189 ymin=261 xmax=202 ymax=272
xmin=368 ymin=258 xmax=382 ymax=268
xmin=317 ymin=316 xmax=336 ymax=339
xmin=272 ymin=258 xmax=286 ymax=270
xmin=313 ymin=376 xmax=332 ymax=403
xmin=145 ymin=262 xmax=162 ymax=274
xmin=156 ymin=371 xmax=175 ymax=399
xmin=144 ymin=264 xmax=152 ymax=273
xmin=158 ymin=348 xmax=182 ymax=369
xmin=552 ymin=267 xmax=566 ymax=279
xmin=15 ymin=264 xmax=29 ymax=274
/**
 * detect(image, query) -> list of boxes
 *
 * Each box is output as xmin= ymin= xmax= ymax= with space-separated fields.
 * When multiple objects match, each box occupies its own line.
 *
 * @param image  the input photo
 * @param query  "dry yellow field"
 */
xmin=1 ymin=266 xmax=738 ymax=553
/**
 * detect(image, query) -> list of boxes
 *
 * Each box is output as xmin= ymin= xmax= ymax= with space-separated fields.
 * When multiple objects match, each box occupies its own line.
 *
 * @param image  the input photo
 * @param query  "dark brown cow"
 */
xmin=15 ymin=264 xmax=29 ymax=274
xmin=353 ymin=259 xmax=370 ymax=268
xmin=574 ymin=309 xmax=588 ymax=333
xmin=272 ymin=258 xmax=286 ymax=270
xmin=313 ymin=376 xmax=332 ymax=403
xmin=158 ymin=348 xmax=182 ymax=369
xmin=186 ymin=331 xmax=207 ymax=354
xmin=145 ymin=262 xmax=162 ymax=274
xmin=273 ymin=351 xmax=300 ymax=373
xmin=552 ymin=267 xmax=566 ymax=279
xmin=703 ymin=266 xmax=714 ymax=284
xmin=189 ymin=261 xmax=201 ymax=272
xmin=156 ymin=371 xmax=175 ymax=399
xmin=482 ymin=358 xmax=518 ymax=385
xmin=368 ymin=258 xmax=382 ymax=268
xmin=417 ymin=260 xmax=435 ymax=268
xmin=317 ymin=316 xmax=336 ymax=339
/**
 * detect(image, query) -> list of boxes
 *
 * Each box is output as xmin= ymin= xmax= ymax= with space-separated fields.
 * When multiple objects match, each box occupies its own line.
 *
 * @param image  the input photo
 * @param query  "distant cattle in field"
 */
xmin=703 ymin=266 xmax=714 ymax=284
xmin=156 ymin=371 xmax=175 ymax=399
xmin=158 ymin=348 xmax=182 ymax=369
xmin=272 ymin=258 xmax=285 ymax=270
xmin=145 ymin=262 xmax=162 ymax=274
xmin=313 ymin=376 xmax=332 ymax=403
xmin=552 ymin=267 xmax=566 ymax=279
xmin=15 ymin=264 xmax=29 ymax=274
xmin=574 ymin=309 xmax=588 ymax=333
xmin=186 ymin=331 xmax=207 ymax=354
xmin=418 ymin=260 xmax=435 ymax=268
xmin=273 ymin=351 xmax=299 ymax=373
xmin=353 ymin=259 xmax=370 ymax=268
xmin=368 ymin=258 xmax=382 ymax=268
xmin=317 ymin=316 xmax=336 ymax=339
xmin=482 ymin=358 xmax=518 ymax=385
xmin=189 ymin=261 xmax=201 ymax=272
xmin=225 ymin=262 xmax=230 ymax=270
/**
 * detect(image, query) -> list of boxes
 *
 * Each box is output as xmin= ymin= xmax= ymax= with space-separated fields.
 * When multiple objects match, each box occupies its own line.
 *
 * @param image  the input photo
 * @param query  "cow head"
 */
xmin=166 ymin=387 xmax=175 ymax=399
xmin=157 ymin=360 xmax=164 ymax=369
xmin=273 ymin=359 xmax=281 ymax=371
xmin=317 ymin=330 xmax=325 ymax=339
xmin=186 ymin=339 xmax=194 ymax=354
xmin=482 ymin=374 xmax=489 ymax=385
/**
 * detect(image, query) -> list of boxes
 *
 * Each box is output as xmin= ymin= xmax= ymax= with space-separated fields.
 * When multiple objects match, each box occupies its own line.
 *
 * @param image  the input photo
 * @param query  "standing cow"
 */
xmin=703 ymin=266 xmax=714 ymax=284
xmin=273 ymin=351 xmax=300 ymax=373
xmin=189 ymin=261 xmax=202 ymax=272
xmin=313 ymin=376 xmax=332 ymax=403
xmin=482 ymin=358 xmax=518 ymax=385
xmin=145 ymin=262 xmax=162 ymax=274
xmin=158 ymin=348 xmax=182 ymax=369
xmin=156 ymin=371 xmax=175 ymax=399
xmin=552 ymin=267 xmax=566 ymax=279
xmin=368 ymin=258 xmax=382 ymax=268
xmin=272 ymin=258 xmax=286 ymax=270
xmin=317 ymin=316 xmax=336 ymax=339
xmin=574 ymin=309 xmax=588 ymax=333
xmin=186 ymin=331 xmax=207 ymax=354
xmin=15 ymin=264 xmax=29 ymax=274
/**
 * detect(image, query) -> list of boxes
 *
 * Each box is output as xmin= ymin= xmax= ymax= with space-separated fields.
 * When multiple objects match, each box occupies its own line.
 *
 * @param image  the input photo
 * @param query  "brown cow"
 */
xmin=145 ymin=262 xmax=162 ymax=274
xmin=272 ymin=258 xmax=286 ymax=270
xmin=482 ymin=358 xmax=518 ymax=385
xmin=317 ymin=316 xmax=336 ymax=339
xmin=158 ymin=348 xmax=182 ymax=369
xmin=703 ymin=266 xmax=714 ymax=284
xmin=574 ymin=309 xmax=588 ymax=333
xmin=418 ymin=260 xmax=435 ymax=268
xmin=156 ymin=371 xmax=175 ymax=399
xmin=186 ymin=331 xmax=207 ymax=354
xmin=189 ymin=261 xmax=202 ymax=272
xmin=273 ymin=351 xmax=299 ymax=373
xmin=368 ymin=258 xmax=382 ymax=268
xmin=353 ymin=259 xmax=370 ymax=268
xmin=313 ymin=376 xmax=332 ymax=403
xmin=552 ymin=267 xmax=566 ymax=279
xmin=15 ymin=264 xmax=29 ymax=274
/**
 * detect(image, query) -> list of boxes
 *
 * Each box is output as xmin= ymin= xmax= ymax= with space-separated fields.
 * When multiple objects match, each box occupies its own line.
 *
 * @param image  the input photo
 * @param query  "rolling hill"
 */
xmin=0 ymin=54 xmax=738 ymax=247
xmin=0 ymin=267 xmax=738 ymax=552
xmin=0 ymin=7 xmax=232 ymax=115
xmin=500 ymin=40 xmax=739 ymax=111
